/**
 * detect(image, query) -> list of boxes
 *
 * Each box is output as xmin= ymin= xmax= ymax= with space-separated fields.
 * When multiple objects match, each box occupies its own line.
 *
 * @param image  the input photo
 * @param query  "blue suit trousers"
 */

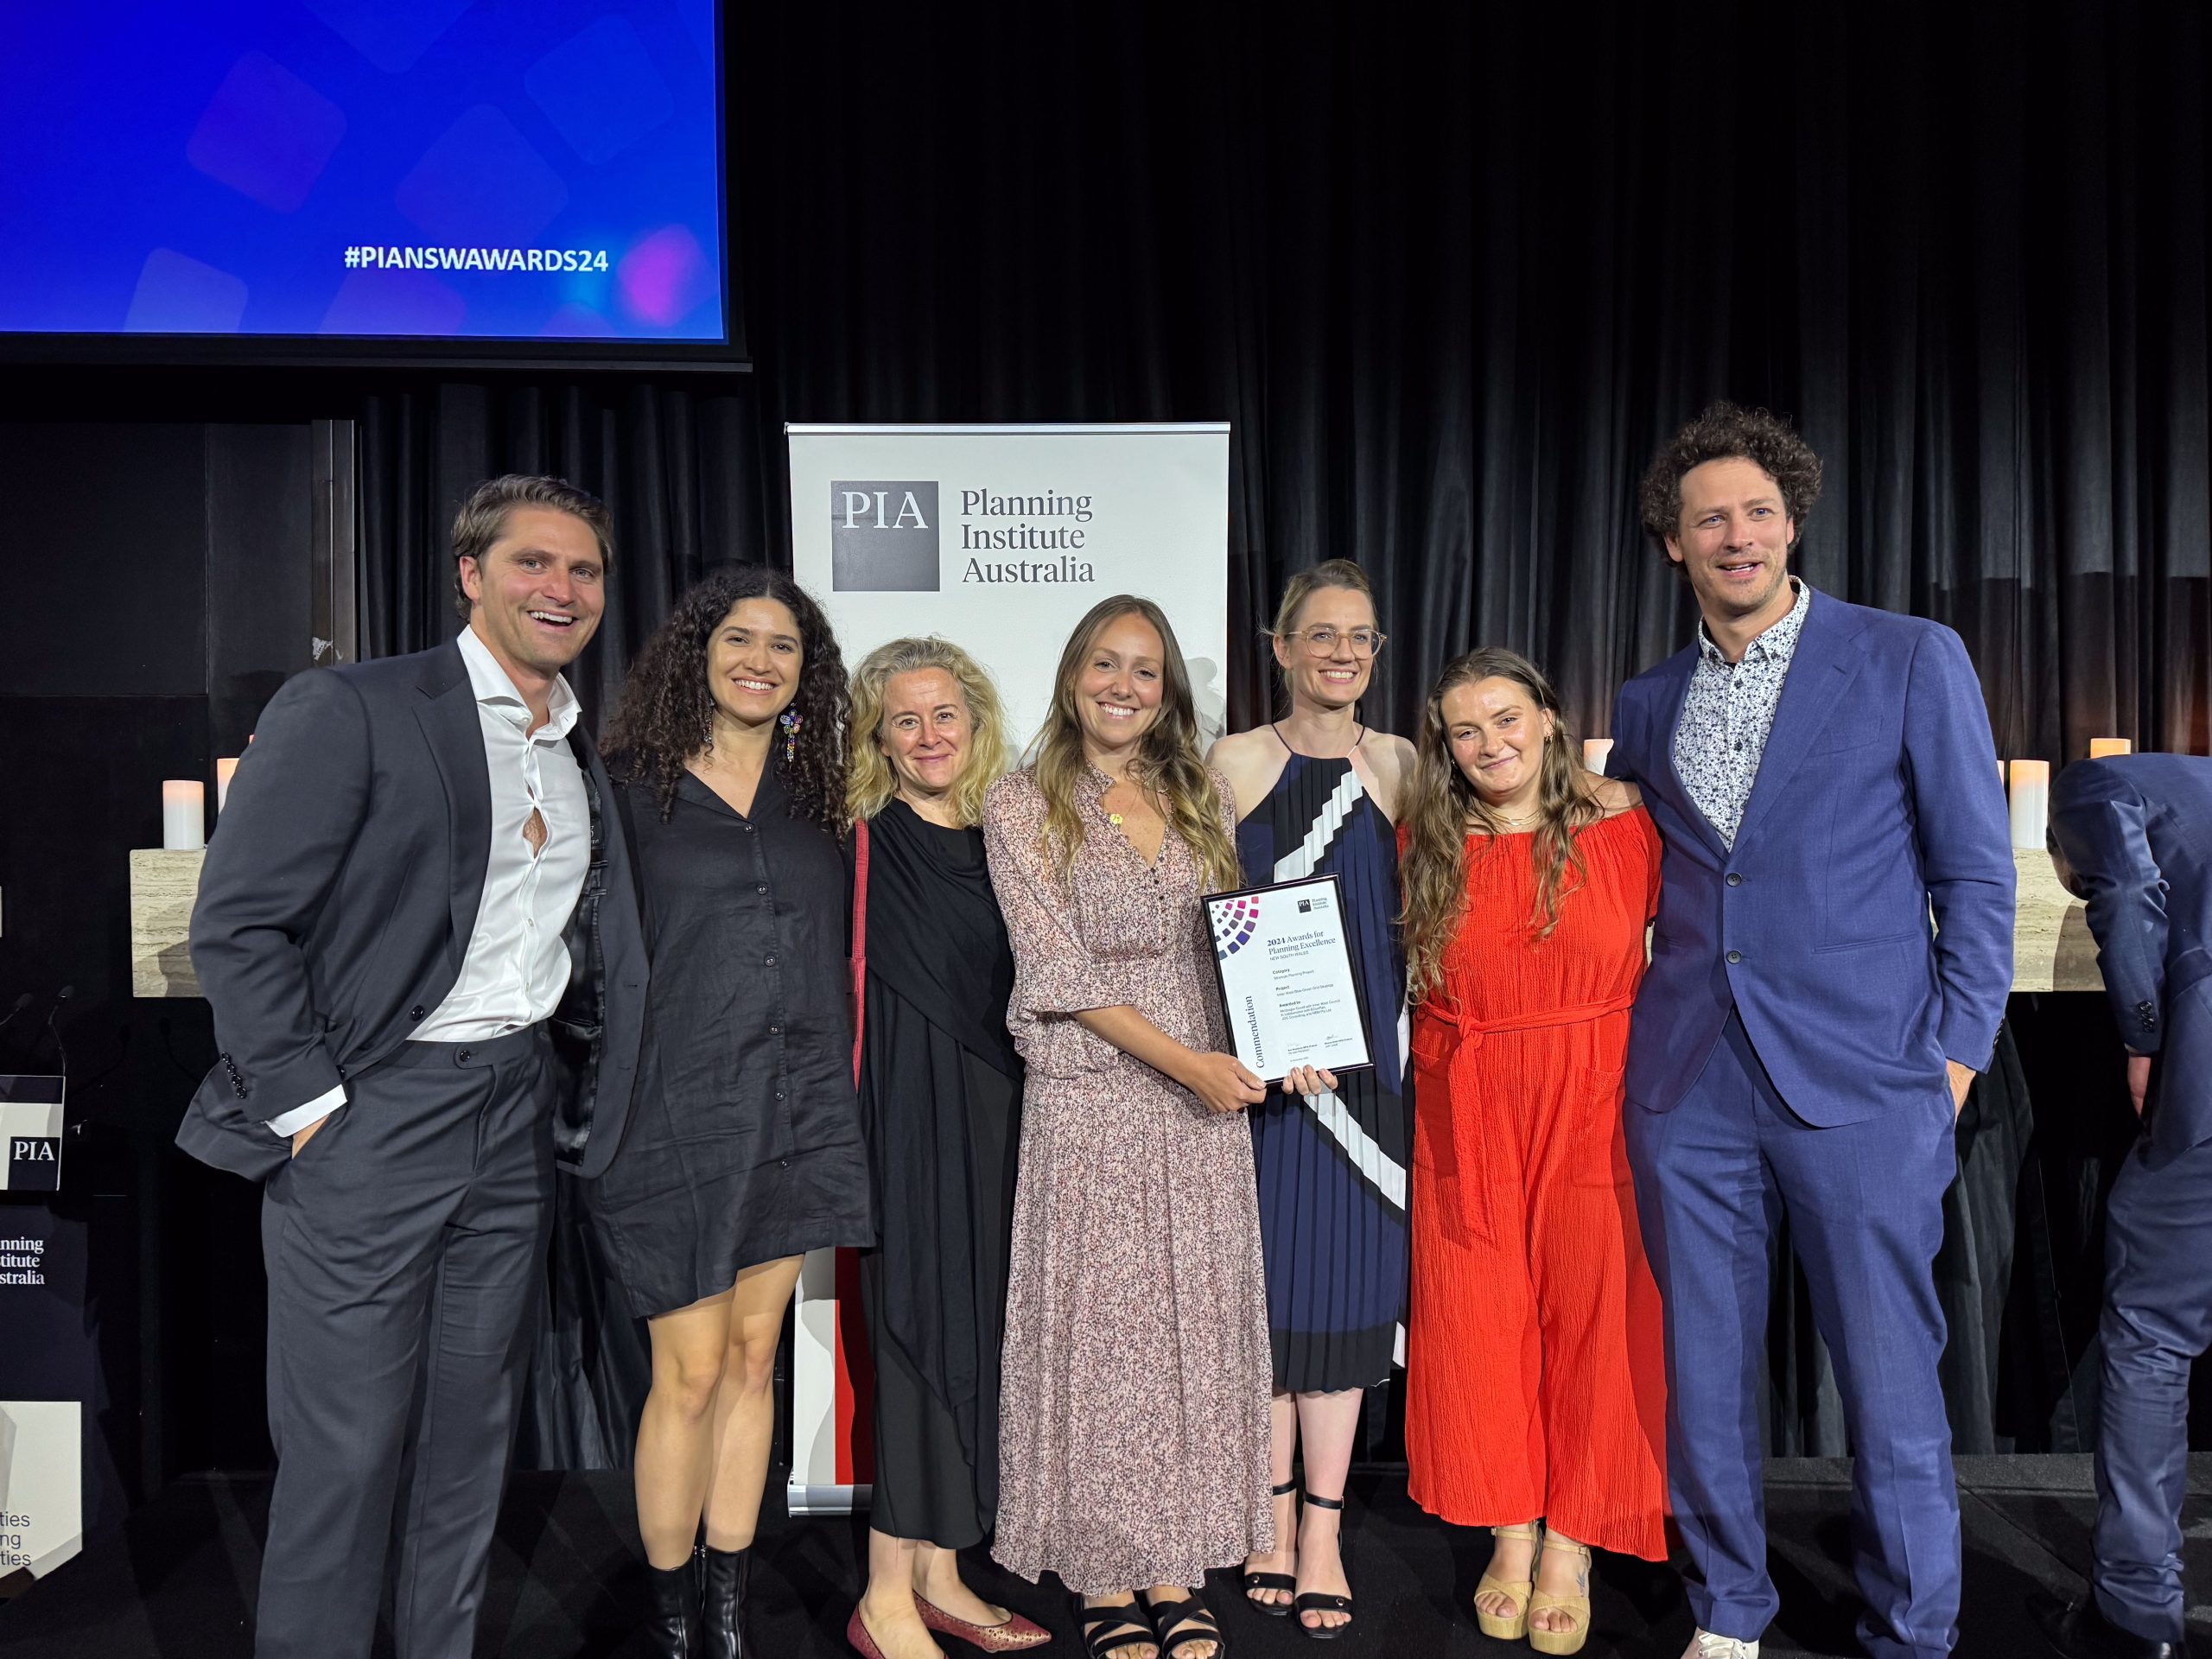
xmin=2093 ymin=1131 xmax=2212 ymax=1645
xmin=1626 ymin=1011 xmax=1962 ymax=1658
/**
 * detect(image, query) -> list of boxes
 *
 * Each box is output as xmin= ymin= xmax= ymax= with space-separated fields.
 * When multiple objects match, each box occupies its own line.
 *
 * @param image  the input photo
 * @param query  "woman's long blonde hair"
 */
xmin=1400 ymin=647 xmax=1604 ymax=999
xmin=845 ymin=636 xmax=1013 ymax=828
xmin=1031 ymin=595 xmax=1243 ymax=893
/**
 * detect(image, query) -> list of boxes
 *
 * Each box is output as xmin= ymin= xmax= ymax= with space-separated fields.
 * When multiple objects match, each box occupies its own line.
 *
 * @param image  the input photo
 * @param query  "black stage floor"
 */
xmin=3 ymin=1457 xmax=2205 ymax=1658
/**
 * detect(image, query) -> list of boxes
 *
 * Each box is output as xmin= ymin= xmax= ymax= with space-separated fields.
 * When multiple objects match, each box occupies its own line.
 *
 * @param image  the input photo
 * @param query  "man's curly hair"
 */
xmin=1638 ymin=401 xmax=1823 ymax=556
xmin=602 ymin=565 xmax=850 ymax=834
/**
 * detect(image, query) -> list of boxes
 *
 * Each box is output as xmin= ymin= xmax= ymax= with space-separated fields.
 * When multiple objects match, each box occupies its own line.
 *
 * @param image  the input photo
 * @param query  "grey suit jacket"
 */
xmin=175 ymin=639 xmax=646 ymax=1181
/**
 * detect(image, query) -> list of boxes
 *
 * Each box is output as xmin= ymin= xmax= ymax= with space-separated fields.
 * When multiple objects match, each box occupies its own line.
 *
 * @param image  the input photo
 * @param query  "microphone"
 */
xmin=41 ymin=985 xmax=73 ymax=1082
xmin=0 ymin=991 xmax=32 ymax=1037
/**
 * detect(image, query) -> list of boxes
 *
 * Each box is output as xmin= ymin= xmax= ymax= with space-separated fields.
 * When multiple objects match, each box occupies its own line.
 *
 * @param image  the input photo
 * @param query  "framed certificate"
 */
xmin=1204 ymin=874 xmax=1373 ymax=1086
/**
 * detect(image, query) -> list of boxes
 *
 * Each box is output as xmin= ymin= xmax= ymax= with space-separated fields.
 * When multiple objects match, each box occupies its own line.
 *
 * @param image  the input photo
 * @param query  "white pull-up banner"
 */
xmin=787 ymin=423 xmax=1232 ymax=753
xmin=783 ymin=422 xmax=1231 ymax=1514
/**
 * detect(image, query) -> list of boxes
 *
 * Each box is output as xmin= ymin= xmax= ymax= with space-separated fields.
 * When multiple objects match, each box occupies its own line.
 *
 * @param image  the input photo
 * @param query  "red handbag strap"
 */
xmin=849 ymin=817 xmax=869 ymax=1084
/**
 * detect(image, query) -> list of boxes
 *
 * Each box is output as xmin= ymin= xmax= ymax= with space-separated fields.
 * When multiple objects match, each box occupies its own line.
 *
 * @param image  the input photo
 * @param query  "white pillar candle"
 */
xmin=215 ymin=757 xmax=239 ymax=811
xmin=2007 ymin=760 xmax=2050 ymax=851
xmin=1583 ymin=737 xmax=1614 ymax=774
xmin=2088 ymin=737 xmax=2132 ymax=759
xmin=162 ymin=780 xmax=206 ymax=851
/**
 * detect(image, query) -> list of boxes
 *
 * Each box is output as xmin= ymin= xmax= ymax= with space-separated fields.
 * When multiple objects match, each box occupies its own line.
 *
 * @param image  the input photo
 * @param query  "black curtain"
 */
xmin=346 ymin=0 xmax=2212 ymax=1465
xmin=360 ymin=0 xmax=2211 ymax=759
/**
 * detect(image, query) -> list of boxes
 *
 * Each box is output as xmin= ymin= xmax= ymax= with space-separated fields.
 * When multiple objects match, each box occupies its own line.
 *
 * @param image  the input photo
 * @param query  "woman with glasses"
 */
xmin=1206 ymin=559 xmax=1414 ymax=1640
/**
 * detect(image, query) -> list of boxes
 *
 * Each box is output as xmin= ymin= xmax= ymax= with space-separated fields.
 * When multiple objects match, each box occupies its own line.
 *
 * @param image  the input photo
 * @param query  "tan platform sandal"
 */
xmin=1474 ymin=1522 xmax=1540 ymax=1641
xmin=1529 ymin=1533 xmax=1592 ymax=1656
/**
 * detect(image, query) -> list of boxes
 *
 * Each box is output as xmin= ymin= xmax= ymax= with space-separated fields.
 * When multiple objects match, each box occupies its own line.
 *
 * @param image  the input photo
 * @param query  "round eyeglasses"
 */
xmin=1280 ymin=626 xmax=1387 ymax=658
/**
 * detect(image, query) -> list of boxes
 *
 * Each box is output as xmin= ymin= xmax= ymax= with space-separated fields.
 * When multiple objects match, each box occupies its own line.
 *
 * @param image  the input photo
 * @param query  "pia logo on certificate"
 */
xmin=830 ymin=481 xmax=939 ymax=591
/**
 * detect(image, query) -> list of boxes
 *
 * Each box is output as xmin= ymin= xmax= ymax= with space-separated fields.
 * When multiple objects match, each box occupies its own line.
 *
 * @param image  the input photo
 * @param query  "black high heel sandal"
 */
xmin=1072 ymin=1592 xmax=1162 ymax=1657
xmin=1140 ymin=1586 xmax=1229 ymax=1658
xmin=1292 ymin=1491 xmax=1354 ymax=1642
xmin=1241 ymin=1478 xmax=1299 ymax=1617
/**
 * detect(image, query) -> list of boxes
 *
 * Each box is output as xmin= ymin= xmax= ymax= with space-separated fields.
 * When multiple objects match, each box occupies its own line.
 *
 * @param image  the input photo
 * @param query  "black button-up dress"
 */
xmin=591 ymin=764 xmax=872 ymax=1318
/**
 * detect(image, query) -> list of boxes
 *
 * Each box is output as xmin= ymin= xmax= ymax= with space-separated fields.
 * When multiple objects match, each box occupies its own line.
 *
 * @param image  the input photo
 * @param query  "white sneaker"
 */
xmin=1684 ymin=1633 xmax=1760 ymax=1659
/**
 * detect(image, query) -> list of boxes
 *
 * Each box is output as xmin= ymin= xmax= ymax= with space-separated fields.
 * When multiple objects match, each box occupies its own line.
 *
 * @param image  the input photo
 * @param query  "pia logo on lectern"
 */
xmin=7 ymin=1137 xmax=58 ymax=1192
xmin=830 ymin=481 xmax=939 ymax=592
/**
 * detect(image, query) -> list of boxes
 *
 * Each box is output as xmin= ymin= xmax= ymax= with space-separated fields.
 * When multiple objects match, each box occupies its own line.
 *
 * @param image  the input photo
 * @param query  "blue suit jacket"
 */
xmin=1608 ymin=592 xmax=2016 ymax=1124
xmin=2049 ymin=753 xmax=2212 ymax=1154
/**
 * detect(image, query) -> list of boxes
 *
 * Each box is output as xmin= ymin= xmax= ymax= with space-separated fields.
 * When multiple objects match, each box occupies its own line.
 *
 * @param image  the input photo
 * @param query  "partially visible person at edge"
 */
xmin=176 ymin=475 xmax=647 ymax=1659
xmin=1606 ymin=402 xmax=2014 ymax=1659
xmin=842 ymin=637 xmax=1048 ymax=1659
xmin=1397 ymin=646 xmax=1668 ymax=1657
xmin=982 ymin=595 xmax=1274 ymax=1659
xmin=2033 ymin=753 xmax=2212 ymax=1659
xmin=1206 ymin=558 xmax=1415 ymax=1640
xmin=588 ymin=566 xmax=874 ymax=1658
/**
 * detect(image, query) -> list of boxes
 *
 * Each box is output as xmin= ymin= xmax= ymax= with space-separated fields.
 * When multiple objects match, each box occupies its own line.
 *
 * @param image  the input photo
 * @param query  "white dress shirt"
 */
xmin=269 ymin=626 xmax=591 ymax=1137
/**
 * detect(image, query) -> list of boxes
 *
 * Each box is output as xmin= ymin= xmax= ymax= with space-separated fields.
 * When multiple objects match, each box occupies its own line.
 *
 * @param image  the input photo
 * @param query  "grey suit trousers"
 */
xmin=255 ymin=1029 xmax=553 ymax=1659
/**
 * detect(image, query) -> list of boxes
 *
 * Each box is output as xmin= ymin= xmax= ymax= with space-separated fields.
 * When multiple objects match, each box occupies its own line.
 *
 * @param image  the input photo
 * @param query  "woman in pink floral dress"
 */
xmin=982 ymin=596 xmax=1274 ymax=1659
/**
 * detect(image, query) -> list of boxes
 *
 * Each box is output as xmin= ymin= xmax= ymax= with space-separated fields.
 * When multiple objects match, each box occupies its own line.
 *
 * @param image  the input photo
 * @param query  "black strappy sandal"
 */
xmin=1140 ymin=1586 xmax=1229 ymax=1658
xmin=1292 ymin=1491 xmax=1355 ymax=1642
xmin=1072 ymin=1592 xmax=1160 ymax=1658
xmin=1241 ymin=1478 xmax=1299 ymax=1617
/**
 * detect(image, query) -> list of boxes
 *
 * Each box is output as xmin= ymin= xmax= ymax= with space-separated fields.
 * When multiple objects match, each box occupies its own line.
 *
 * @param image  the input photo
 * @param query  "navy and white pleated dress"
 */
xmin=1233 ymin=750 xmax=1410 ymax=1393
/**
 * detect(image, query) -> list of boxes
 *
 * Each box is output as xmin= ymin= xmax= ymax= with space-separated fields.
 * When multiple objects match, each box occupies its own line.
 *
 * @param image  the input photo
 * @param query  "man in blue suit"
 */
xmin=2032 ymin=753 xmax=2212 ymax=1659
xmin=1606 ymin=403 xmax=2016 ymax=1659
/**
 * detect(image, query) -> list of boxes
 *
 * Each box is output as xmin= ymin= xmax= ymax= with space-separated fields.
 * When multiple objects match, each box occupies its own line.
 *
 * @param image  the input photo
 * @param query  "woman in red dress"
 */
xmin=1399 ymin=647 xmax=1668 ymax=1656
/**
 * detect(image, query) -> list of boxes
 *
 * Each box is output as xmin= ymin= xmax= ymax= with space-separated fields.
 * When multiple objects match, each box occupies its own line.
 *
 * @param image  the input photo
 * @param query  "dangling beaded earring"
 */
xmin=779 ymin=707 xmax=802 ymax=764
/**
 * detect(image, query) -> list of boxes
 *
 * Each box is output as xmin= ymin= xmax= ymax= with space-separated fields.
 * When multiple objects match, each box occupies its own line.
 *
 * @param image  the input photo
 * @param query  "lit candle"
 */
xmin=162 ymin=780 xmax=207 ymax=851
xmin=1583 ymin=738 xmax=1614 ymax=774
xmin=215 ymin=757 xmax=239 ymax=811
xmin=2007 ymin=760 xmax=2050 ymax=851
xmin=2088 ymin=738 xmax=2132 ymax=759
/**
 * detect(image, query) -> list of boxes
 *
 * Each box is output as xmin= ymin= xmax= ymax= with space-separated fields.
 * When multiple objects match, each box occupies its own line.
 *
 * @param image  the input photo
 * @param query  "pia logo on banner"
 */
xmin=1212 ymin=896 xmax=1261 ymax=960
xmin=7 ymin=1137 xmax=59 ymax=1192
xmin=830 ymin=481 xmax=939 ymax=592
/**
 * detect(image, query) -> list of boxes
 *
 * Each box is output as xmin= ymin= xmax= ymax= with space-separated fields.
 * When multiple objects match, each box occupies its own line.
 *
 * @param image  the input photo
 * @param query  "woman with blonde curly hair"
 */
xmin=1398 ymin=647 xmax=1668 ymax=1656
xmin=842 ymin=638 xmax=1048 ymax=1659
xmin=982 ymin=596 xmax=1273 ymax=1659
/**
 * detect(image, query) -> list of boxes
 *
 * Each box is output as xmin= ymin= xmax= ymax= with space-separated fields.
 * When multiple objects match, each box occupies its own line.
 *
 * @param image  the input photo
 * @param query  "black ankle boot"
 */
xmin=700 ymin=1544 xmax=752 ymax=1659
xmin=646 ymin=1560 xmax=702 ymax=1657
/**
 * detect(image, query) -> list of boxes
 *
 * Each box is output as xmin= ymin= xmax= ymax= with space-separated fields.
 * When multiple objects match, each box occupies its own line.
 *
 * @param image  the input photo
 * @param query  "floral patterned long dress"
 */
xmin=981 ymin=765 xmax=1274 ymax=1594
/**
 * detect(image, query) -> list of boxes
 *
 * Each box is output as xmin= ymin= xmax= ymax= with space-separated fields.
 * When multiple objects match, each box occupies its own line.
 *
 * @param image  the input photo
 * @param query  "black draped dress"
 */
xmin=856 ymin=799 xmax=1024 ymax=1548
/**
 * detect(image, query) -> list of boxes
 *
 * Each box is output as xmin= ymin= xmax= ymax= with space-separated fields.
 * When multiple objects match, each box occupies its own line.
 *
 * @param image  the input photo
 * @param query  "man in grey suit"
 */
xmin=177 ymin=475 xmax=647 ymax=1659
xmin=2035 ymin=753 xmax=2212 ymax=1659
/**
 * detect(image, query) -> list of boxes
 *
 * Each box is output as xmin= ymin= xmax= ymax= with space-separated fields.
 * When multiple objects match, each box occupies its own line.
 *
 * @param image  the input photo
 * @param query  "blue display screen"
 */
xmin=0 ymin=0 xmax=728 ymax=344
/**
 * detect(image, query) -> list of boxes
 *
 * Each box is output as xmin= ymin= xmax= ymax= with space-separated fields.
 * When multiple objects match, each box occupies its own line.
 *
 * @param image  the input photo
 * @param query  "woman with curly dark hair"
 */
xmin=590 ymin=564 xmax=872 ymax=1657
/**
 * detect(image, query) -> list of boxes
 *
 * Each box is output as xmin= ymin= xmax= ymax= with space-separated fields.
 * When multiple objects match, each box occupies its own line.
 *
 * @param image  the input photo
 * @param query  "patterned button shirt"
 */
xmin=1673 ymin=577 xmax=1813 ymax=848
